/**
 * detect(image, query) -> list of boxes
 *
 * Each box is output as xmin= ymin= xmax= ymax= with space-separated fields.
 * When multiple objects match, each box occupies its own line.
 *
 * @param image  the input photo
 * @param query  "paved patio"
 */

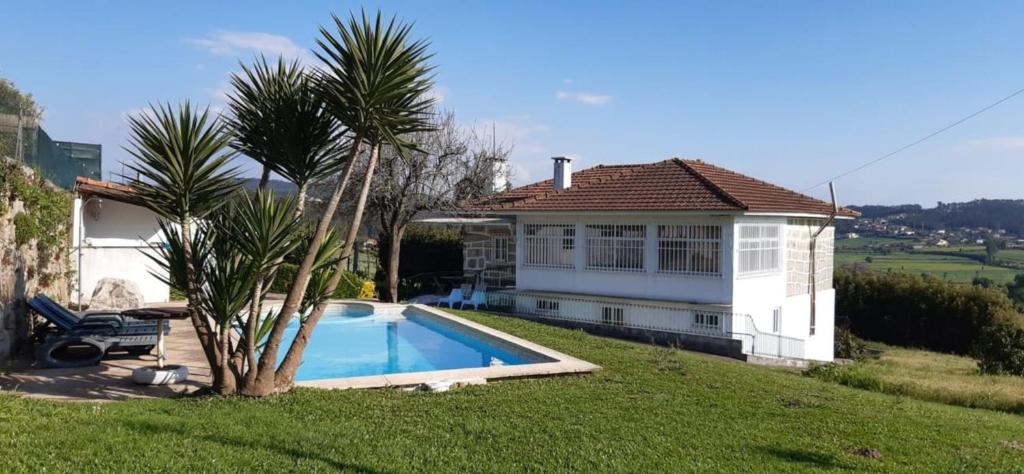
xmin=0 ymin=319 xmax=210 ymax=402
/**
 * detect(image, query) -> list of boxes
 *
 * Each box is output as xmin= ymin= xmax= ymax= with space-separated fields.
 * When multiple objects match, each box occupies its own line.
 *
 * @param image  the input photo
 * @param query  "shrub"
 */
xmin=975 ymin=321 xmax=1024 ymax=376
xmin=268 ymin=263 xmax=373 ymax=300
xmin=834 ymin=326 xmax=867 ymax=360
xmin=834 ymin=270 xmax=1022 ymax=354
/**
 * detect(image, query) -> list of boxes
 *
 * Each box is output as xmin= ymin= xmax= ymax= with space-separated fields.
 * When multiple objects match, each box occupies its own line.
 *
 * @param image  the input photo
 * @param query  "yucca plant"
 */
xmin=125 ymin=102 xmax=240 ymax=393
xmin=260 ymin=10 xmax=436 ymax=392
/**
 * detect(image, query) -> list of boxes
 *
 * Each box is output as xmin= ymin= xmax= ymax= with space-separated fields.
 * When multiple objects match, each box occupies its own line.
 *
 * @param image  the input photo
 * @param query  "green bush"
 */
xmin=268 ymin=263 xmax=371 ymax=299
xmin=803 ymin=363 xmax=888 ymax=393
xmin=834 ymin=326 xmax=867 ymax=360
xmin=835 ymin=270 xmax=1022 ymax=354
xmin=975 ymin=321 xmax=1024 ymax=376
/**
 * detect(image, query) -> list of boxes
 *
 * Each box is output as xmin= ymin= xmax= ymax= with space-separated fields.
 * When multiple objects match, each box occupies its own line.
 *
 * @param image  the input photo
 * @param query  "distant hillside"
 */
xmin=845 ymin=199 xmax=1024 ymax=235
xmin=238 ymin=178 xmax=297 ymax=195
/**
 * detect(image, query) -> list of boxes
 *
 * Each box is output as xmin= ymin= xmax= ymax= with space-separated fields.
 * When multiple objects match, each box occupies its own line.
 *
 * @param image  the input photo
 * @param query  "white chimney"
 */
xmin=552 ymin=156 xmax=572 ymax=191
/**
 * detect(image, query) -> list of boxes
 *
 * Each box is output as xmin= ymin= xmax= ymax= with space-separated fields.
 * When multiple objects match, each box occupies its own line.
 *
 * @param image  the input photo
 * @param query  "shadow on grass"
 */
xmin=122 ymin=417 xmax=380 ymax=473
xmin=758 ymin=446 xmax=856 ymax=471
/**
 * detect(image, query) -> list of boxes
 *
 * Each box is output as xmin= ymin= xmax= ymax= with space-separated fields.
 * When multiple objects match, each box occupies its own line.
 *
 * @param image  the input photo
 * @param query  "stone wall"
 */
xmin=0 ymin=159 xmax=72 ymax=363
xmin=462 ymin=224 xmax=515 ymax=287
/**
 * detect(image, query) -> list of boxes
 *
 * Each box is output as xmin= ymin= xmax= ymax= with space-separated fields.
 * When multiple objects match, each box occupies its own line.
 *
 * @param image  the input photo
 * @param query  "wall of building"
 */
xmin=514 ymin=213 xmax=734 ymax=304
xmin=462 ymin=224 xmax=516 ymax=287
xmin=71 ymin=197 xmax=170 ymax=305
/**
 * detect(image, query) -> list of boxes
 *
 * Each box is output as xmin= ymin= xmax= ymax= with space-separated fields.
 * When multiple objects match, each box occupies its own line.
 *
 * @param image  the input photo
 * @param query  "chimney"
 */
xmin=552 ymin=156 xmax=572 ymax=191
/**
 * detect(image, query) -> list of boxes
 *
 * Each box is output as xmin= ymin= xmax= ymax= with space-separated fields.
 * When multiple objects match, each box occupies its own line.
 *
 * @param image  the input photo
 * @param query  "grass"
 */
xmin=835 ymin=250 xmax=1021 ymax=284
xmin=2 ymin=310 xmax=1024 ymax=472
xmin=807 ymin=343 xmax=1024 ymax=415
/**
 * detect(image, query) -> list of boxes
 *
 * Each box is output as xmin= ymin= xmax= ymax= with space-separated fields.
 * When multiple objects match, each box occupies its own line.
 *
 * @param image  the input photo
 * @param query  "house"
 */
xmin=449 ymin=157 xmax=859 ymax=362
xmin=71 ymin=177 xmax=171 ymax=305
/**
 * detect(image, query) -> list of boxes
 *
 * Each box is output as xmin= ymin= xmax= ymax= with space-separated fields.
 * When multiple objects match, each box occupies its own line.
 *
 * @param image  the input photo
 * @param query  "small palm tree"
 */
xmin=225 ymin=56 xmax=347 ymax=212
xmin=125 ymin=102 xmax=239 ymax=392
xmin=261 ymin=10 xmax=436 ymax=392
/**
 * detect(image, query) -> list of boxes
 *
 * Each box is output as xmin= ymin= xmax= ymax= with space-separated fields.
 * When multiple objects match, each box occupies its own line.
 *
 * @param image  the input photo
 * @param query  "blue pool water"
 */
xmin=278 ymin=305 xmax=550 ymax=381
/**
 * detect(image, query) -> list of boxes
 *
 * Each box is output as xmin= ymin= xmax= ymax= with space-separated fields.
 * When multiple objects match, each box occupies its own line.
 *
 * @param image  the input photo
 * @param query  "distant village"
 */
xmin=841 ymin=214 xmax=1024 ymax=250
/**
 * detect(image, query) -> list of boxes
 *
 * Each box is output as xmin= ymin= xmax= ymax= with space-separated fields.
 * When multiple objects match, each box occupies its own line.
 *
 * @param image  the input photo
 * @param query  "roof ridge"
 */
xmin=497 ymin=162 xmax=650 ymax=210
xmin=682 ymin=158 xmax=838 ymax=208
xmin=672 ymin=158 xmax=748 ymax=210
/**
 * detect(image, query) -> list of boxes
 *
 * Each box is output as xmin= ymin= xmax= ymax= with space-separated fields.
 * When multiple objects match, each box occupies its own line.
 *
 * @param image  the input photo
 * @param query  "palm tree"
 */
xmin=225 ymin=56 xmax=347 ymax=212
xmin=124 ymin=102 xmax=239 ymax=392
xmin=258 ymin=10 xmax=436 ymax=392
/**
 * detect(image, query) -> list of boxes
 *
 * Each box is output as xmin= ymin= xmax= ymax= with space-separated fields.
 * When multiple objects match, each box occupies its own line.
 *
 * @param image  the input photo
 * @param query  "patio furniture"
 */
xmin=121 ymin=307 xmax=191 ymax=385
xmin=460 ymin=289 xmax=488 ymax=310
xmin=438 ymin=287 xmax=465 ymax=308
xmin=28 ymin=297 xmax=164 ymax=369
xmin=32 ymin=294 xmax=162 ymax=335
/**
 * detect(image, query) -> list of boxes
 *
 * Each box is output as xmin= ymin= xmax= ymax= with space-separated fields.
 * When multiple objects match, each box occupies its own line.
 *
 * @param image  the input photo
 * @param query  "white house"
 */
xmin=452 ymin=157 xmax=859 ymax=362
xmin=71 ymin=177 xmax=170 ymax=305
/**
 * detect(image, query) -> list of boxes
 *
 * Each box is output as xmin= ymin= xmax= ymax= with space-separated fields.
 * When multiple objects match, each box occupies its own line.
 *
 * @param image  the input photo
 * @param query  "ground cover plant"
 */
xmin=1 ymin=310 xmax=1023 ymax=472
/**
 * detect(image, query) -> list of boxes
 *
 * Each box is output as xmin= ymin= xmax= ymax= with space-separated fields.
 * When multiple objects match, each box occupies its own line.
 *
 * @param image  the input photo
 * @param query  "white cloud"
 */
xmin=187 ymin=30 xmax=311 ymax=63
xmin=555 ymin=90 xmax=612 ymax=106
xmin=425 ymin=85 xmax=448 ymax=104
xmin=958 ymin=136 xmax=1024 ymax=152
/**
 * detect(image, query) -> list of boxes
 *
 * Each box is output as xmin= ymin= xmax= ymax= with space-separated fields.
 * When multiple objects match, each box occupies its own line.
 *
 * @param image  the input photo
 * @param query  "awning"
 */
xmin=413 ymin=216 xmax=514 ymax=226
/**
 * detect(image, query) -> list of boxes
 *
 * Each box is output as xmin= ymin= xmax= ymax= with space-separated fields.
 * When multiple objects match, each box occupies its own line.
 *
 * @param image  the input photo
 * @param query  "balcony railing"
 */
xmin=485 ymin=290 xmax=805 ymax=360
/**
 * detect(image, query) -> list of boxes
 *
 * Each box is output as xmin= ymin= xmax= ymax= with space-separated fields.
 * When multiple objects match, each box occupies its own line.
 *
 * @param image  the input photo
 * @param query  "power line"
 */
xmin=801 ymin=86 xmax=1024 ymax=193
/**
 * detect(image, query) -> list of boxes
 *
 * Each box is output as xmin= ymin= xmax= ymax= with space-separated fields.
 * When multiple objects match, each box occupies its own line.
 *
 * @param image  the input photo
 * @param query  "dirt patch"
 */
xmin=847 ymin=447 xmax=883 ymax=461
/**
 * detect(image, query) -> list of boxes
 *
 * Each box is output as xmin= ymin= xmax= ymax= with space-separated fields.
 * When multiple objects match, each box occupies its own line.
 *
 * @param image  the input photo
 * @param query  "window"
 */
xmin=772 ymin=307 xmax=782 ymax=333
xmin=658 ymin=224 xmax=722 ymax=276
xmin=585 ymin=224 xmax=645 ymax=272
xmin=492 ymin=236 xmax=509 ymax=262
xmin=601 ymin=306 xmax=625 ymax=326
xmin=738 ymin=224 xmax=782 ymax=275
xmin=523 ymin=224 xmax=575 ymax=268
xmin=536 ymin=299 xmax=560 ymax=315
xmin=693 ymin=312 xmax=721 ymax=332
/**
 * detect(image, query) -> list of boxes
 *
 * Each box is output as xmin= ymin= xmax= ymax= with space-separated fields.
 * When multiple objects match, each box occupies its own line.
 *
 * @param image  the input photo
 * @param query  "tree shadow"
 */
xmin=757 ymin=446 xmax=856 ymax=471
xmin=122 ymin=418 xmax=380 ymax=473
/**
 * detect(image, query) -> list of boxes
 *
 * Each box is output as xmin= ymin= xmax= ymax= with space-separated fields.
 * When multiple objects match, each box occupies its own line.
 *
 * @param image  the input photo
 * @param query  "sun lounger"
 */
xmin=460 ymin=289 xmax=488 ymax=310
xmin=34 ymin=294 xmax=161 ymax=334
xmin=437 ymin=288 xmax=465 ymax=308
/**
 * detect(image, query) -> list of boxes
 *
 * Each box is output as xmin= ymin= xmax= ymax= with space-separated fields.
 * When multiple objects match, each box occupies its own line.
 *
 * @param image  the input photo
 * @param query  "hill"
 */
xmin=843 ymin=199 xmax=1024 ymax=235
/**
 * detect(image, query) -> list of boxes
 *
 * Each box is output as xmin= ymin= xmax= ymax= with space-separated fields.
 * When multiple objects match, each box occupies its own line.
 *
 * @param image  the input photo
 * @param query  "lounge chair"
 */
xmin=27 ymin=296 xmax=162 ymax=368
xmin=460 ymin=288 xmax=488 ymax=310
xmin=33 ymin=294 xmax=162 ymax=335
xmin=437 ymin=287 xmax=465 ymax=308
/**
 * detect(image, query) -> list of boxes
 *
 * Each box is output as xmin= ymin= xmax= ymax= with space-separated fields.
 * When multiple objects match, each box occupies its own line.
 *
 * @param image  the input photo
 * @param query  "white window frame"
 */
xmin=523 ymin=224 xmax=575 ymax=269
xmin=601 ymin=306 xmax=625 ymax=326
xmin=657 ymin=224 xmax=722 ymax=277
xmin=492 ymin=235 xmax=509 ymax=263
xmin=584 ymin=224 xmax=646 ymax=272
xmin=772 ymin=306 xmax=782 ymax=333
xmin=738 ymin=223 xmax=782 ymax=276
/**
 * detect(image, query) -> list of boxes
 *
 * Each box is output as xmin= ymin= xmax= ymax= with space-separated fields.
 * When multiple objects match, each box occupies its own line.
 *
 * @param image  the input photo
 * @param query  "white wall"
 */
xmin=71 ymin=197 xmax=170 ymax=304
xmin=514 ymin=214 xmax=734 ymax=304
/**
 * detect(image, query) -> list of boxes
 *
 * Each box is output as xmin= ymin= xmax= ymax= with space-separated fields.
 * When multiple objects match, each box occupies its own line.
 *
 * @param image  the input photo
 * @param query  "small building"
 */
xmin=935 ymin=239 xmax=950 ymax=247
xmin=71 ymin=178 xmax=170 ymax=305
xmin=845 ymin=232 xmax=860 ymax=239
xmin=450 ymin=157 xmax=858 ymax=362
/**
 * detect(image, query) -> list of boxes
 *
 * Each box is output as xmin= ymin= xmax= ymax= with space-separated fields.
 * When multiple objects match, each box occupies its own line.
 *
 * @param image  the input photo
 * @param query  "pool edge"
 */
xmin=294 ymin=301 xmax=601 ymax=390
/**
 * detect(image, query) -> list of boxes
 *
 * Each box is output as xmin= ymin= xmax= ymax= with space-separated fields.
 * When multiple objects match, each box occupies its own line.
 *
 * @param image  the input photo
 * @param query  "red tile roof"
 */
xmin=464 ymin=158 xmax=859 ymax=217
xmin=75 ymin=177 xmax=143 ymax=205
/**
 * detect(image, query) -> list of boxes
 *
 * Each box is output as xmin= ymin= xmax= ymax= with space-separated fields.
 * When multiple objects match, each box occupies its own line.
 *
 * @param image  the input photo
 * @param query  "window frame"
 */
xmin=584 ymin=224 xmax=646 ymax=273
xmin=656 ymin=224 xmax=723 ymax=277
xmin=492 ymin=235 xmax=509 ymax=263
xmin=522 ymin=223 xmax=575 ymax=269
xmin=737 ymin=223 xmax=783 ymax=276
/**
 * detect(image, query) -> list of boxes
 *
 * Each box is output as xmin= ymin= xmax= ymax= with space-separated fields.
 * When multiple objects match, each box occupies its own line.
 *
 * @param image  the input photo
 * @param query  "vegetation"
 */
xmin=0 ymin=160 xmax=72 ymax=288
xmin=2 ymin=310 xmax=1024 ymax=471
xmin=377 ymin=225 xmax=462 ymax=300
xmin=268 ymin=262 xmax=374 ymax=299
xmin=807 ymin=342 xmax=1024 ymax=415
xmin=0 ymin=77 xmax=42 ymax=159
xmin=843 ymin=199 xmax=1024 ymax=235
xmin=835 ymin=249 xmax=1019 ymax=284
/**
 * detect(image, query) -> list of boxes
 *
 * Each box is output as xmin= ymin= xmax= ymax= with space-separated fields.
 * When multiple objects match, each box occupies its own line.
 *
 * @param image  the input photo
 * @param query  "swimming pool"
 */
xmin=277 ymin=304 xmax=566 ymax=383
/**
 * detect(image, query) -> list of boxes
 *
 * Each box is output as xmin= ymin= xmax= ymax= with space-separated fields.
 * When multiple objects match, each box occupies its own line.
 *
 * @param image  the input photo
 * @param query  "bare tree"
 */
xmin=371 ymin=110 xmax=511 ymax=302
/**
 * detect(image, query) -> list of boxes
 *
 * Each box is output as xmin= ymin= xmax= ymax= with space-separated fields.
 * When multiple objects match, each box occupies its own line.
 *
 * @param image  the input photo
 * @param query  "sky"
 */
xmin=2 ymin=1 xmax=1023 ymax=206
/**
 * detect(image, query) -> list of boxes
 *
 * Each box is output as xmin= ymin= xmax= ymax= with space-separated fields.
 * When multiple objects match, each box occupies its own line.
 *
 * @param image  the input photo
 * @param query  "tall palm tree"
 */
xmin=124 ymin=102 xmax=239 ymax=392
xmin=258 ymin=10 xmax=436 ymax=392
xmin=225 ymin=56 xmax=347 ymax=213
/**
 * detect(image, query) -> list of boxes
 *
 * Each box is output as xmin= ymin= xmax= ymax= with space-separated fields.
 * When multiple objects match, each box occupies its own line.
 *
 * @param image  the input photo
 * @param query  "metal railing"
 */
xmin=485 ymin=290 xmax=805 ymax=359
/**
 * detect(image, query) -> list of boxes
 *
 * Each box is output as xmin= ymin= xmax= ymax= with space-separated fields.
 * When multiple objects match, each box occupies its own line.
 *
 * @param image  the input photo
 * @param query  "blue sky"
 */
xmin=2 ymin=1 xmax=1023 ymax=205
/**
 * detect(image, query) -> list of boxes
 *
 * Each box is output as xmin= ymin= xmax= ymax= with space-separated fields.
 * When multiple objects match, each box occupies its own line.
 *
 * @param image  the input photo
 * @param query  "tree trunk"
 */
xmin=274 ymin=143 xmax=380 ymax=390
xmin=258 ymin=166 xmax=271 ymax=189
xmin=386 ymin=225 xmax=406 ymax=303
xmin=251 ymin=135 xmax=363 ymax=396
xmin=181 ymin=218 xmax=231 ymax=394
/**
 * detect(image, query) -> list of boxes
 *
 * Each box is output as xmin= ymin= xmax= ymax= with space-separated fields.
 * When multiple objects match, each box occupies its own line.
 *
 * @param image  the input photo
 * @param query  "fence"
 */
xmin=486 ymin=290 xmax=805 ymax=359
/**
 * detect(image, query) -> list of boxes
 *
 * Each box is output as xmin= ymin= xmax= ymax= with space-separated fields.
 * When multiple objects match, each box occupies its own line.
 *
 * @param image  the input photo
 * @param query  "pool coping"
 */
xmin=293 ymin=302 xmax=601 ymax=390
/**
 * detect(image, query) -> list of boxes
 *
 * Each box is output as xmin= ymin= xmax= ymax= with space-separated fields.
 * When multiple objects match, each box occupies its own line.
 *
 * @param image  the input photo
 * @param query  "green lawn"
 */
xmin=2 ymin=310 xmax=1024 ymax=472
xmin=836 ymin=250 xmax=1021 ymax=284
xmin=807 ymin=343 xmax=1024 ymax=415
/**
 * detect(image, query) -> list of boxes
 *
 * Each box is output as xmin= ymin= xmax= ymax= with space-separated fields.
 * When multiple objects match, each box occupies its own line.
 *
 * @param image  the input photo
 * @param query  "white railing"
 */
xmin=486 ymin=290 xmax=805 ymax=360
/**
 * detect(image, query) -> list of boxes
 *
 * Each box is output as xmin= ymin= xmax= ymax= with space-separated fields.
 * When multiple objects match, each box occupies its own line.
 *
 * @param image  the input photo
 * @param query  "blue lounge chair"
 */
xmin=460 ymin=288 xmax=488 ymax=310
xmin=27 ymin=296 xmax=163 ymax=368
xmin=437 ymin=287 xmax=466 ymax=308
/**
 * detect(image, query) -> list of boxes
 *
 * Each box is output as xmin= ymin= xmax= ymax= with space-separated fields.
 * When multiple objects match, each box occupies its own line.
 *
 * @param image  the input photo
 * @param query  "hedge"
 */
xmin=268 ymin=263 xmax=374 ymax=299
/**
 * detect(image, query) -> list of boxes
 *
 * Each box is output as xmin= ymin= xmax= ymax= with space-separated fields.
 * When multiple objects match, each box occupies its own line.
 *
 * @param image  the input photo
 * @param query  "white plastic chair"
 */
xmin=460 ymin=289 xmax=488 ymax=310
xmin=437 ymin=288 xmax=464 ymax=308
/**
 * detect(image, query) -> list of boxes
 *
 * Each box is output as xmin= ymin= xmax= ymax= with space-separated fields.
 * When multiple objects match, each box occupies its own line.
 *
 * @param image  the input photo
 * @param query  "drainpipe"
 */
xmin=808 ymin=182 xmax=838 ymax=336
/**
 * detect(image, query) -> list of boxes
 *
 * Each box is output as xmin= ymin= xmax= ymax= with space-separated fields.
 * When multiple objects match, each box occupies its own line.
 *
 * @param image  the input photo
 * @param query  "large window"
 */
xmin=492 ymin=236 xmax=509 ymax=262
xmin=585 ymin=224 xmax=646 ymax=272
xmin=523 ymin=224 xmax=575 ymax=268
xmin=738 ymin=223 xmax=782 ymax=275
xmin=657 ymin=224 xmax=722 ymax=276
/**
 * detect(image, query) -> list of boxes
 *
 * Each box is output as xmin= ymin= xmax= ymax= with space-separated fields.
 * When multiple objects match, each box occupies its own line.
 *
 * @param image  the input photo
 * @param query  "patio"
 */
xmin=0 ymin=319 xmax=210 ymax=402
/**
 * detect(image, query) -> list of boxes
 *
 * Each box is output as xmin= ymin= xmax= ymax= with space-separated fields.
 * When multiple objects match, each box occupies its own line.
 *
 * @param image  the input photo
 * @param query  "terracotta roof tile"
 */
xmin=463 ymin=158 xmax=859 ymax=217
